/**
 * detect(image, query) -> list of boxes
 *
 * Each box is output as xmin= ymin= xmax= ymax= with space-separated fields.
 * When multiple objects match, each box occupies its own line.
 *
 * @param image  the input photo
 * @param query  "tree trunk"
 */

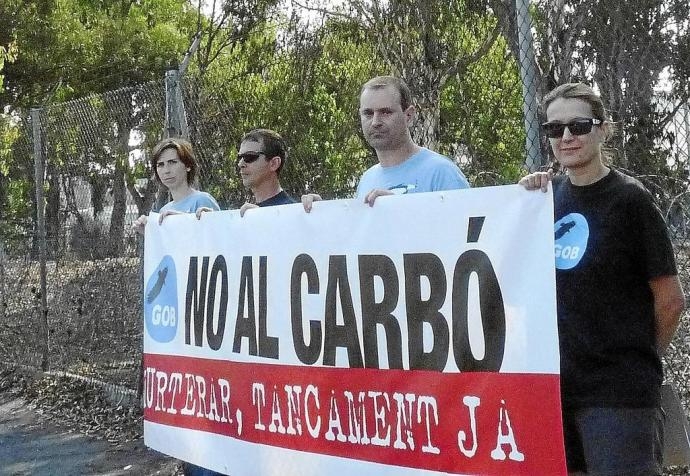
xmin=411 ymin=86 xmax=441 ymax=150
xmin=127 ymin=178 xmax=157 ymax=218
xmin=108 ymin=159 xmax=127 ymax=257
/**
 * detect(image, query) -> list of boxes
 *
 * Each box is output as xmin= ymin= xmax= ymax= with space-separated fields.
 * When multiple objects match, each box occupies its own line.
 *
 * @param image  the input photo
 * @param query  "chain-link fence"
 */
xmin=0 ymin=80 xmax=169 ymax=400
xmin=0 ymin=0 xmax=688 ymax=469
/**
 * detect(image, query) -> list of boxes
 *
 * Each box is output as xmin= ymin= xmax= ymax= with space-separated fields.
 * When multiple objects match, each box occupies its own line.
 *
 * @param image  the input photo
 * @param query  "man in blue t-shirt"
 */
xmin=302 ymin=75 xmax=469 ymax=211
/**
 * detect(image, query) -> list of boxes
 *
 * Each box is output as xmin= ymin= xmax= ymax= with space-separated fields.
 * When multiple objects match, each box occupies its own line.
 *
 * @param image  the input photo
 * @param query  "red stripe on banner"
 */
xmin=143 ymin=353 xmax=566 ymax=475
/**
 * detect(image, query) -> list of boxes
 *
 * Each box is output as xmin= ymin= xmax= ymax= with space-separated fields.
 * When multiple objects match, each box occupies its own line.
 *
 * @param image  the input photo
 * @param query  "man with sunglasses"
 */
xmin=187 ymin=128 xmax=294 ymax=476
xmin=302 ymin=76 xmax=469 ymax=211
xmin=196 ymin=129 xmax=295 ymax=222
xmin=236 ymin=128 xmax=295 ymax=212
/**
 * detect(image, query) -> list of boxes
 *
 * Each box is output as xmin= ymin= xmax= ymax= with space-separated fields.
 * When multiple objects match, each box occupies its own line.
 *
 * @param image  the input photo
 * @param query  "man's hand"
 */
xmin=301 ymin=193 xmax=322 ymax=213
xmin=158 ymin=209 xmax=184 ymax=224
xmin=518 ymin=171 xmax=552 ymax=192
xmin=195 ymin=206 xmax=214 ymax=220
xmin=364 ymin=188 xmax=393 ymax=206
xmin=240 ymin=203 xmax=259 ymax=217
xmin=132 ymin=215 xmax=147 ymax=235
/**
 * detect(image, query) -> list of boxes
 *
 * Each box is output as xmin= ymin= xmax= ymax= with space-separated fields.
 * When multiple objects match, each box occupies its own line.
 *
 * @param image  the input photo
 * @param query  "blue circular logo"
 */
xmin=554 ymin=213 xmax=588 ymax=270
xmin=144 ymin=255 xmax=178 ymax=343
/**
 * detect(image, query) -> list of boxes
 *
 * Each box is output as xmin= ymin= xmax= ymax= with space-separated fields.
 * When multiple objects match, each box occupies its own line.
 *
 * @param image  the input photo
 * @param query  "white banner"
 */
xmin=143 ymin=185 xmax=565 ymax=475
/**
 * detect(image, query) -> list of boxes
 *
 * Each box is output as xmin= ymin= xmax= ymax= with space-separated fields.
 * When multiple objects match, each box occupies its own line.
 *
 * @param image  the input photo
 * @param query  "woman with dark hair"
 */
xmin=133 ymin=138 xmax=222 ymax=476
xmin=520 ymin=82 xmax=685 ymax=475
xmin=133 ymin=137 xmax=219 ymax=234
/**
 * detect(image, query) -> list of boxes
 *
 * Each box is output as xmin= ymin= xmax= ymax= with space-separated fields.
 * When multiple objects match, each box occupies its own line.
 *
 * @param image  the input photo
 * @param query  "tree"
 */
xmin=293 ymin=0 xmax=505 ymax=152
xmin=441 ymin=36 xmax=526 ymax=185
xmin=193 ymin=0 xmax=281 ymax=75
xmin=180 ymin=11 xmax=378 ymax=203
xmin=1 ymin=0 xmax=198 ymax=257
xmin=533 ymin=0 xmax=690 ymax=185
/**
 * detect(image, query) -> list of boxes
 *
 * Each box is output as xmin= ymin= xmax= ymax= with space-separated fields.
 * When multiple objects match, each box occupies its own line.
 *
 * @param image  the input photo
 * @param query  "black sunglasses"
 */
xmin=541 ymin=118 xmax=602 ymax=138
xmin=237 ymin=151 xmax=265 ymax=164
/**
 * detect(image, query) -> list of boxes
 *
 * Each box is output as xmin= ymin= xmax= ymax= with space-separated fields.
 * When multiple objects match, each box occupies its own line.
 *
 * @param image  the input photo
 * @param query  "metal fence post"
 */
xmin=164 ymin=35 xmax=200 ymax=141
xmin=683 ymin=100 xmax=690 ymax=175
xmin=165 ymin=69 xmax=180 ymax=139
xmin=516 ymin=0 xmax=544 ymax=172
xmin=165 ymin=69 xmax=189 ymax=139
xmin=31 ymin=107 xmax=50 ymax=371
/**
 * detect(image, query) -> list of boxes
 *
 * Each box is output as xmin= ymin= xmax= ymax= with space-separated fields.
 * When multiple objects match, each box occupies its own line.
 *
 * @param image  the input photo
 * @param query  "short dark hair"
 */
xmin=241 ymin=128 xmax=287 ymax=174
xmin=150 ymin=137 xmax=198 ymax=185
xmin=361 ymin=76 xmax=413 ymax=110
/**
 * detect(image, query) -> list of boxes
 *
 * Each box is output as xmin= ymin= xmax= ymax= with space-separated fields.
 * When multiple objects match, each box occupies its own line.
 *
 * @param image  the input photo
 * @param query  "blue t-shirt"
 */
xmin=159 ymin=190 xmax=220 ymax=213
xmin=355 ymin=148 xmax=470 ymax=199
xmin=156 ymin=189 xmax=223 ymax=476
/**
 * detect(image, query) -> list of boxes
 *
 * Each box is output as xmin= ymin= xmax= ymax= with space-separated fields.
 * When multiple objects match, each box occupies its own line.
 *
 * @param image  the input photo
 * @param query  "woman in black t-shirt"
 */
xmin=520 ymin=82 xmax=685 ymax=475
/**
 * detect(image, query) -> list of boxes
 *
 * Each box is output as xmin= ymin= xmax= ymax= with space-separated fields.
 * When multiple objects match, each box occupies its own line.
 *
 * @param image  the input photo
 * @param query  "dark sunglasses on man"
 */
xmin=237 ymin=151 xmax=265 ymax=165
xmin=541 ymin=118 xmax=602 ymax=139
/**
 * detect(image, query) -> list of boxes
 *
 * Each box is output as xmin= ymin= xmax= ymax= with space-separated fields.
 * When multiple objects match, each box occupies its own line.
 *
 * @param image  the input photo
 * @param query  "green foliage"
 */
xmin=0 ymin=116 xmax=32 ymax=247
xmin=1 ymin=0 xmax=530 ymax=233
xmin=265 ymin=19 xmax=377 ymax=198
xmin=441 ymin=36 xmax=526 ymax=185
xmin=0 ymin=0 xmax=197 ymax=256
xmin=0 ymin=42 xmax=17 ymax=90
xmin=186 ymin=15 xmax=377 ymax=204
xmin=186 ymin=2 xmax=526 ymax=199
xmin=0 ymin=116 xmax=20 ymax=176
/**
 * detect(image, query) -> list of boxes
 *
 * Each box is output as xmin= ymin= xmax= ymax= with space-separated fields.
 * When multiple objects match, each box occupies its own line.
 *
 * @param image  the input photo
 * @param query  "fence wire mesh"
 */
xmin=0 ymin=0 xmax=688 ymax=470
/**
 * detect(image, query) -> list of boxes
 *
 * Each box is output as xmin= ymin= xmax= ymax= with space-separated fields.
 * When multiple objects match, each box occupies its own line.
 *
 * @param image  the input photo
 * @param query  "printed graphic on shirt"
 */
xmin=554 ymin=213 xmax=588 ymax=270
xmin=145 ymin=255 xmax=178 ymax=343
xmin=389 ymin=183 xmax=417 ymax=194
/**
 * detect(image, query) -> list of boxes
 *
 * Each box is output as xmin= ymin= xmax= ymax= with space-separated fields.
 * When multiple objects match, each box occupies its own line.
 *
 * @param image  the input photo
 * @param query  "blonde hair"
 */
xmin=542 ymin=82 xmax=616 ymax=162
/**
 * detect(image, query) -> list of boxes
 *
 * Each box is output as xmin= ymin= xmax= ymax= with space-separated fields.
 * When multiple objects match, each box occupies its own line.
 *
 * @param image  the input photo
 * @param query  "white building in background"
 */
xmin=61 ymin=175 xmax=146 ymax=230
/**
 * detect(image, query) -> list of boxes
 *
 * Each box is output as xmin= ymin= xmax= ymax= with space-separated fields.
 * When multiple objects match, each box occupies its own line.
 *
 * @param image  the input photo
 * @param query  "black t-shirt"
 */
xmin=257 ymin=190 xmax=295 ymax=207
xmin=553 ymin=169 xmax=677 ymax=409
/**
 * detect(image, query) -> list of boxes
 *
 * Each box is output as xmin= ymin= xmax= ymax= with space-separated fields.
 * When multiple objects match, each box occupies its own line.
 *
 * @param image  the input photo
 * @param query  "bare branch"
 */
xmin=658 ymin=92 xmax=690 ymax=130
xmin=290 ymin=0 xmax=356 ymax=22
xmin=447 ymin=20 xmax=502 ymax=81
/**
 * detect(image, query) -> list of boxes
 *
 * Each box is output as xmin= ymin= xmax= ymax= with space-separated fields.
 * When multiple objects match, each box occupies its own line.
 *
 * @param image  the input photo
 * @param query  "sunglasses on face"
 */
xmin=237 ymin=151 xmax=265 ymax=165
xmin=541 ymin=118 xmax=603 ymax=138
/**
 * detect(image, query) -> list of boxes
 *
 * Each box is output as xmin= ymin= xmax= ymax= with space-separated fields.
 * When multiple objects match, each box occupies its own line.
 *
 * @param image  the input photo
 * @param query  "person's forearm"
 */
xmin=651 ymin=275 xmax=686 ymax=354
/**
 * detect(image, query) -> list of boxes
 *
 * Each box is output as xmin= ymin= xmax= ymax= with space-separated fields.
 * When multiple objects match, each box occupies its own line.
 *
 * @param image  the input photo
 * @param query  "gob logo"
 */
xmin=145 ymin=255 xmax=178 ymax=343
xmin=554 ymin=213 xmax=589 ymax=270
xmin=151 ymin=304 xmax=176 ymax=327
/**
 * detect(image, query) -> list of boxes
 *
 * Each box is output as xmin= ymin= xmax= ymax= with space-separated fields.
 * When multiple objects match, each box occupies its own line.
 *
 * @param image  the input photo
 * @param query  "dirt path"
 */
xmin=0 ymin=395 xmax=179 ymax=476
